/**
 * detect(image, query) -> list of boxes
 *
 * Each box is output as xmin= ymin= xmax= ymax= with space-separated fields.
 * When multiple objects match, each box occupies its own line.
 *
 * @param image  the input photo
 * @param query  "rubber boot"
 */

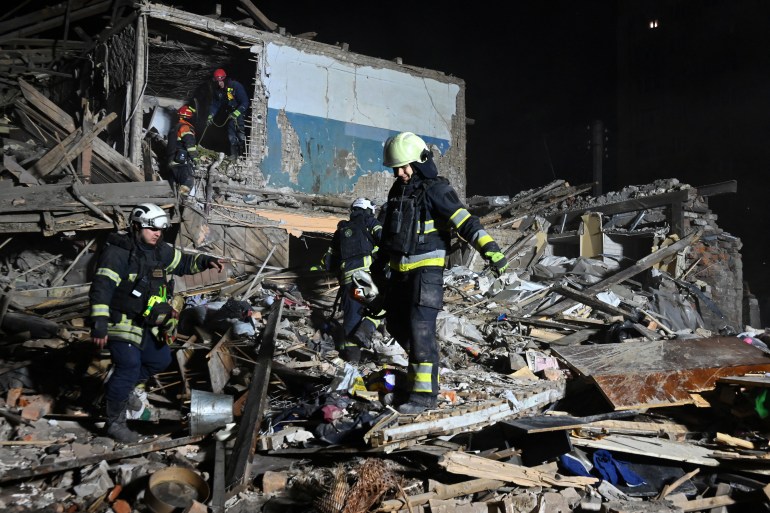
xmin=351 ymin=320 xmax=376 ymax=350
xmin=340 ymin=344 xmax=362 ymax=363
xmin=106 ymin=400 xmax=139 ymax=443
xmin=229 ymin=144 xmax=240 ymax=159
xmin=397 ymin=392 xmax=438 ymax=414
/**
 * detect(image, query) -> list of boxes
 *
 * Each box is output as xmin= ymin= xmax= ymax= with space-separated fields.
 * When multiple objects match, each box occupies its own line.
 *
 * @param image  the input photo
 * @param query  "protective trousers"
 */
xmin=338 ymin=282 xmax=378 ymax=362
xmin=170 ymin=162 xmax=194 ymax=189
xmin=385 ymin=267 xmax=442 ymax=395
xmin=227 ymin=115 xmax=246 ymax=158
xmin=105 ymin=329 xmax=172 ymax=405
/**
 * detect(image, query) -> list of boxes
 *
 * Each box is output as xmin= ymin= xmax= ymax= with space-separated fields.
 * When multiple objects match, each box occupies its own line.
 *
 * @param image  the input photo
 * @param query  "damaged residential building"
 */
xmin=1 ymin=2 xmax=769 ymax=513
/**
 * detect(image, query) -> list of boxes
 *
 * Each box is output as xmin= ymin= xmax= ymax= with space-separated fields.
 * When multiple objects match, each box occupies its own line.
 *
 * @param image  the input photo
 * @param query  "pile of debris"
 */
xmin=1 ymin=168 xmax=770 ymax=512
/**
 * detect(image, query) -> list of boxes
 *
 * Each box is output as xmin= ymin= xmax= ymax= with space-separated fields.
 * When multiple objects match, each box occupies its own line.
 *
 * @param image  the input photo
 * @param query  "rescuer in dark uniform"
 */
xmin=89 ymin=203 xmax=224 ymax=442
xmin=378 ymin=132 xmax=509 ymax=414
xmin=312 ymin=197 xmax=384 ymax=363
xmin=207 ymin=68 xmax=249 ymax=159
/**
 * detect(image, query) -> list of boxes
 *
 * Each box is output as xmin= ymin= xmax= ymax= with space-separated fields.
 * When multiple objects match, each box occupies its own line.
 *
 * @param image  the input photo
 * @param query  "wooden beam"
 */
xmin=17 ymin=78 xmax=143 ymax=181
xmin=225 ymin=299 xmax=282 ymax=490
xmin=0 ymin=435 xmax=204 ymax=484
xmin=30 ymin=112 xmax=115 ymax=176
xmin=0 ymin=1 xmax=112 ymax=43
xmin=236 ymin=0 xmax=277 ymax=31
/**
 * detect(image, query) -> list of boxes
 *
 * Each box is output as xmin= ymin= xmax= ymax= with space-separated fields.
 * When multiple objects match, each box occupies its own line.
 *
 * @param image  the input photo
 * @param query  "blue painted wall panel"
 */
xmin=262 ymin=109 xmax=450 ymax=194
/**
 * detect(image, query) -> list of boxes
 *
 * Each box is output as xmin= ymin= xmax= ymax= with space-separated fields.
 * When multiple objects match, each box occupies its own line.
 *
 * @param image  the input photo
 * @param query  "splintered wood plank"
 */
xmin=552 ymin=337 xmax=770 ymax=410
xmin=571 ymin=434 xmax=719 ymax=466
xmin=207 ymin=331 xmax=236 ymax=394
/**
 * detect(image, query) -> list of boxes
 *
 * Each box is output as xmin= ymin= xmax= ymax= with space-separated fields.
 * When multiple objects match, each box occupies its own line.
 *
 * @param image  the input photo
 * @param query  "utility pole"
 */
xmin=591 ymin=119 xmax=604 ymax=196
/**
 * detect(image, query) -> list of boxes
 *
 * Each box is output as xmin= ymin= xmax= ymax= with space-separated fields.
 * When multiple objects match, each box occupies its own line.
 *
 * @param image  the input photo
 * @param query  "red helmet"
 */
xmin=213 ymin=68 xmax=227 ymax=80
xmin=178 ymin=105 xmax=195 ymax=119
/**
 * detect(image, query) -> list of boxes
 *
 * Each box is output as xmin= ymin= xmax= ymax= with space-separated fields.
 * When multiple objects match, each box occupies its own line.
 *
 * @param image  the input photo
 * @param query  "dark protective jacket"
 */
xmin=319 ymin=209 xmax=382 ymax=285
xmin=380 ymin=173 xmax=501 ymax=273
xmin=166 ymin=119 xmax=198 ymax=166
xmin=210 ymin=78 xmax=249 ymax=118
xmin=89 ymin=232 xmax=216 ymax=347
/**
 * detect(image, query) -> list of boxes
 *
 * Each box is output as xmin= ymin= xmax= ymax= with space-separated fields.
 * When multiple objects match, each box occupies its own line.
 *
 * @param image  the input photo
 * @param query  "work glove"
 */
xmin=206 ymin=114 xmax=214 ymax=126
xmin=309 ymin=265 xmax=321 ymax=272
xmin=92 ymin=317 xmax=108 ymax=339
xmin=484 ymin=250 xmax=509 ymax=277
xmin=230 ymin=109 xmax=241 ymax=119
xmin=206 ymin=257 xmax=225 ymax=272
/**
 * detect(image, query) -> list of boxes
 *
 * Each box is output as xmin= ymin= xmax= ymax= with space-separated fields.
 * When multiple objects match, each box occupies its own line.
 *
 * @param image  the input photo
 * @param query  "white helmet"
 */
xmin=351 ymin=270 xmax=379 ymax=304
xmin=130 ymin=203 xmax=169 ymax=230
xmin=351 ymin=197 xmax=375 ymax=214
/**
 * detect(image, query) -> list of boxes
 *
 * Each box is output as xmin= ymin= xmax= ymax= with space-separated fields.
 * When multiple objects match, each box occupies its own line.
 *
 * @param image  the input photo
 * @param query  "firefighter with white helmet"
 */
xmin=89 ymin=203 xmax=224 ymax=443
xmin=378 ymin=131 xmax=508 ymax=414
xmin=311 ymin=197 xmax=384 ymax=362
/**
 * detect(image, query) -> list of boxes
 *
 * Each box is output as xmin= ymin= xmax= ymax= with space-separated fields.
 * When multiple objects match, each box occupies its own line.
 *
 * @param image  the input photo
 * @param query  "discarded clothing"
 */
xmin=593 ymin=449 xmax=645 ymax=487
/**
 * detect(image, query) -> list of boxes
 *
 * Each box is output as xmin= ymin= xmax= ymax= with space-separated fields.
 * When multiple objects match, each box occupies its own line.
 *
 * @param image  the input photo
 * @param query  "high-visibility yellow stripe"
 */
xmin=108 ymin=323 xmax=143 ymax=345
xmin=95 ymin=268 xmax=121 ymax=285
xmin=476 ymin=233 xmax=494 ymax=249
xmin=91 ymin=304 xmax=110 ymax=317
xmin=390 ymin=257 xmax=445 ymax=273
xmin=412 ymin=363 xmax=434 ymax=393
xmin=450 ymin=208 xmax=471 ymax=228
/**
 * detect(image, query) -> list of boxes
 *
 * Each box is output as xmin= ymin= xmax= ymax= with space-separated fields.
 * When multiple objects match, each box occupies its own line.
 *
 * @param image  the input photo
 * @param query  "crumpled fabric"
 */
xmin=559 ymin=452 xmax=593 ymax=477
xmin=592 ymin=449 xmax=645 ymax=487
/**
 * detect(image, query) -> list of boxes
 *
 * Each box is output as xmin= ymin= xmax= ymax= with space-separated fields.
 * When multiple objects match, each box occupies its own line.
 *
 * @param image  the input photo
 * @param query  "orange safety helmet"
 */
xmin=178 ymin=105 xmax=195 ymax=119
xmin=213 ymin=68 xmax=227 ymax=80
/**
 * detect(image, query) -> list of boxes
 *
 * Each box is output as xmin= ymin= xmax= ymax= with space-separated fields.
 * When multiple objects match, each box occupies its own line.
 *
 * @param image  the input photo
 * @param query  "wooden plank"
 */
xmin=206 ymin=331 xmax=236 ymax=394
xmin=18 ymin=78 xmax=75 ymax=131
xmin=0 ymin=435 xmax=204 ymax=484
xmin=553 ymin=337 xmax=770 ymax=410
xmin=0 ymin=181 xmax=174 ymax=213
xmin=30 ymin=112 xmax=116 ymax=176
xmin=0 ymin=0 xmax=95 ymax=34
xmin=571 ymin=434 xmax=719 ymax=466
xmin=544 ymin=188 xmax=692 ymax=228
xmin=503 ymin=410 xmax=640 ymax=434
xmin=18 ymin=78 xmax=142 ymax=181
xmin=717 ymin=374 xmax=770 ymax=388
xmin=378 ymin=479 xmax=506 ymax=512
xmin=438 ymin=451 xmax=598 ymax=488
xmin=225 ymin=299 xmax=282 ymax=490
xmin=0 ymin=1 xmax=112 ymax=43
xmin=236 ymin=0 xmax=277 ymax=31
xmin=546 ymin=328 xmax=602 ymax=346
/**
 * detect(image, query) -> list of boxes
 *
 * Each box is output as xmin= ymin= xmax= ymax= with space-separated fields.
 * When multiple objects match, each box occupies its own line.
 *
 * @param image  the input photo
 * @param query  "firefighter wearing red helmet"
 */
xmin=207 ymin=68 xmax=249 ymax=159
xmin=165 ymin=104 xmax=199 ymax=196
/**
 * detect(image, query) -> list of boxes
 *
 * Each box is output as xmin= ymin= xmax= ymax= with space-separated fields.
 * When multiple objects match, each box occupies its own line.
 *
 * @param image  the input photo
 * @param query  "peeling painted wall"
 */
xmin=254 ymin=42 xmax=465 ymax=201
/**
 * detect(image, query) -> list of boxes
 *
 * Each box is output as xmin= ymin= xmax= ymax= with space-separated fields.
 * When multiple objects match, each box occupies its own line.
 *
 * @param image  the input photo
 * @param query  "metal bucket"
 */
xmin=189 ymin=389 xmax=233 ymax=436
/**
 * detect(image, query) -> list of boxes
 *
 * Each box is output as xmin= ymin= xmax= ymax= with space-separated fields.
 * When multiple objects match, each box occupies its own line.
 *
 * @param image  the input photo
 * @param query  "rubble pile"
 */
xmin=1 ymin=2 xmax=770 ymax=513
xmin=0 ymin=171 xmax=768 ymax=512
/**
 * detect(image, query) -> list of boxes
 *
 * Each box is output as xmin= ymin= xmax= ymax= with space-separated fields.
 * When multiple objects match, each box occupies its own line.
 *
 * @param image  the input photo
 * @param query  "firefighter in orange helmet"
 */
xmin=166 ymin=105 xmax=199 ymax=195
